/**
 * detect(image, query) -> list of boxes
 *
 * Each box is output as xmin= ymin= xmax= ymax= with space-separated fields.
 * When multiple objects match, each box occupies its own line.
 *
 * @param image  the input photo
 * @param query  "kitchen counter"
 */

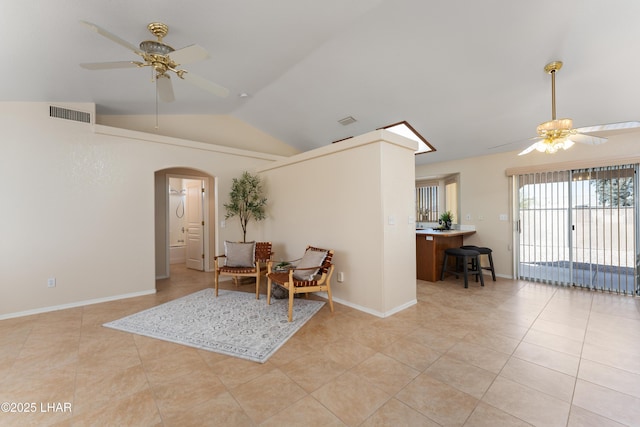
xmin=416 ymin=229 xmax=475 ymax=237
xmin=416 ymin=229 xmax=476 ymax=281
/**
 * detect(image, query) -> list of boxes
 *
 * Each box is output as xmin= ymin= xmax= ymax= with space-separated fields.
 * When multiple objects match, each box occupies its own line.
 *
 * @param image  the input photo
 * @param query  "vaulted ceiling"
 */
xmin=3 ymin=0 xmax=640 ymax=164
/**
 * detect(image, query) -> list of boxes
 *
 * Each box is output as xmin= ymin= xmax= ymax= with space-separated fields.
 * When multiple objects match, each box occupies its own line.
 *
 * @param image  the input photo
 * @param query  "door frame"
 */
xmin=514 ymin=165 xmax=638 ymax=294
xmin=155 ymin=168 xmax=216 ymax=279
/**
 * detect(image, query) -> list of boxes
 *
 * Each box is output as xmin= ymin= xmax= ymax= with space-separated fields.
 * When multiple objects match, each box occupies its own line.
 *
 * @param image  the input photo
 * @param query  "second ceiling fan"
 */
xmin=79 ymin=20 xmax=229 ymax=103
xmin=518 ymin=61 xmax=639 ymax=155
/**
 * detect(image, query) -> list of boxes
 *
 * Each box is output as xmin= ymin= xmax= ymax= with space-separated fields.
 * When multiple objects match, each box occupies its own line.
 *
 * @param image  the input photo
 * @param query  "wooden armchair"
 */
xmin=266 ymin=246 xmax=334 ymax=321
xmin=214 ymin=241 xmax=273 ymax=299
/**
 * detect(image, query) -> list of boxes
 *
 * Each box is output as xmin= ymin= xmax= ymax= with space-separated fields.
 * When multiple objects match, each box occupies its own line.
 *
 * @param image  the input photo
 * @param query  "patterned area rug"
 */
xmin=103 ymin=289 xmax=325 ymax=363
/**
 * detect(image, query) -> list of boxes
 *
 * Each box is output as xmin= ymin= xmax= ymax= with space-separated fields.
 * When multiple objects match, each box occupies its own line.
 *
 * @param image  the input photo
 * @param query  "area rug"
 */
xmin=103 ymin=288 xmax=325 ymax=363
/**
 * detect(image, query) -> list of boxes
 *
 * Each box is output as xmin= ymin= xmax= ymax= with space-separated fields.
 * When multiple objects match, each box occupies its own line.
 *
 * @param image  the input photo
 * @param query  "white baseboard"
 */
xmin=316 ymin=292 xmax=417 ymax=318
xmin=0 ymin=289 xmax=157 ymax=320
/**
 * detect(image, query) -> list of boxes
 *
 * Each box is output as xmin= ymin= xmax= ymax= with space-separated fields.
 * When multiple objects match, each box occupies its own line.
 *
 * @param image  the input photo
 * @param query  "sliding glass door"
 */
xmin=517 ymin=164 xmax=638 ymax=295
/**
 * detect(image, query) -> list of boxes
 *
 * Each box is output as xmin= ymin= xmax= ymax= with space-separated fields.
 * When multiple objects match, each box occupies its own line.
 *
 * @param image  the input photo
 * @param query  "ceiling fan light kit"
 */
xmin=530 ymin=136 xmax=575 ymax=154
xmin=533 ymin=117 xmax=575 ymax=153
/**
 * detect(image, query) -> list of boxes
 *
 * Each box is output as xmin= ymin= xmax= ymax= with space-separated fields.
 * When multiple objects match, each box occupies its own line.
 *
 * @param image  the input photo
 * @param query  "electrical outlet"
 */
xmin=337 ymin=272 xmax=345 ymax=282
xmin=220 ymin=220 xmax=226 ymax=228
xmin=47 ymin=278 xmax=56 ymax=288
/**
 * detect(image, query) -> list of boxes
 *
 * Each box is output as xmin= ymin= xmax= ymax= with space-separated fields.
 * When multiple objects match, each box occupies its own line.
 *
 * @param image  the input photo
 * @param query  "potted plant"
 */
xmin=224 ymin=171 xmax=267 ymax=242
xmin=439 ymin=211 xmax=454 ymax=230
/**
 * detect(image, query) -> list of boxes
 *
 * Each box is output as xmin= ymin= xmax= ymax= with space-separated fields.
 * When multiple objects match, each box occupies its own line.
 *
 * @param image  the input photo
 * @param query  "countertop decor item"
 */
xmin=439 ymin=211 xmax=454 ymax=230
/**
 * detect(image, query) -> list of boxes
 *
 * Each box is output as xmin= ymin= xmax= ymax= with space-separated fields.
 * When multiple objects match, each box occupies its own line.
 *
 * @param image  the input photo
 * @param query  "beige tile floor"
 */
xmin=1 ymin=264 xmax=640 ymax=426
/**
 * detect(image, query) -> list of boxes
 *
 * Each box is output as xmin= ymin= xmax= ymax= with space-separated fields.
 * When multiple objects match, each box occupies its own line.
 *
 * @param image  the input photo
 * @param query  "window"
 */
xmin=415 ymin=182 xmax=439 ymax=222
xmin=444 ymin=176 xmax=459 ymax=224
xmin=379 ymin=121 xmax=435 ymax=155
xmin=416 ymin=174 xmax=459 ymax=224
xmin=332 ymin=120 xmax=436 ymax=154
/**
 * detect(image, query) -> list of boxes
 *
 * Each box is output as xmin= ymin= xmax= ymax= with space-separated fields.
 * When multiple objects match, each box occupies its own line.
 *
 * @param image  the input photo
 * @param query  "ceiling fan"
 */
xmin=79 ymin=20 xmax=229 ymax=102
xmin=509 ymin=61 xmax=640 ymax=155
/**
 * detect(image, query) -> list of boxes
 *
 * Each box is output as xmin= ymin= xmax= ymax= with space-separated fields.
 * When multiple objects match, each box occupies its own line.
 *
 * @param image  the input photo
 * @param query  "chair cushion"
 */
xmin=224 ymin=241 xmax=255 ymax=267
xmin=293 ymin=248 xmax=328 ymax=281
xmin=461 ymin=245 xmax=492 ymax=254
xmin=445 ymin=248 xmax=480 ymax=257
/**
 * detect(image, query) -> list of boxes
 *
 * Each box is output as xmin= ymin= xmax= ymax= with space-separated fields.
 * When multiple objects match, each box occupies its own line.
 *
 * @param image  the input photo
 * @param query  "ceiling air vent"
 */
xmin=338 ymin=116 xmax=357 ymax=126
xmin=49 ymin=105 xmax=91 ymax=124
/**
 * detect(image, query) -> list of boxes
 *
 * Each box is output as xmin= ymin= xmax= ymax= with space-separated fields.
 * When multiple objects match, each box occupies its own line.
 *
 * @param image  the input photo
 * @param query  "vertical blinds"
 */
xmin=415 ymin=184 xmax=439 ymax=222
xmin=516 ymin=164 xmax=638 ymax=295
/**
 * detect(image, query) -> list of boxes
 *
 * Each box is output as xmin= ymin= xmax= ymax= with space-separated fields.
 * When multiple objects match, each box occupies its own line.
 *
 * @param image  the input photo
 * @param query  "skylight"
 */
xmin=380 ymin=121 xmax=435 ymax=155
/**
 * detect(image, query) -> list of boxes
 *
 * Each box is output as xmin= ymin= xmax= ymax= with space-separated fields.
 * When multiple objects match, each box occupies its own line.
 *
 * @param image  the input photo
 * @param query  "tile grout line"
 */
xmin=463 ymin=282 xmax=561 ymax=426
xmin=564 ymin=289 xmax=594 ymax=427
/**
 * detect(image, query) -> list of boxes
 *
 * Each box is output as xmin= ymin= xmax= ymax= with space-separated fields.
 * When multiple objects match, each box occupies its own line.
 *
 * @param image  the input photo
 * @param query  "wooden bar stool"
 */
xmin=440 ymin=248 xmax=484 ymax=288
xmin=461 ymin=245 xmax=496 ymax=281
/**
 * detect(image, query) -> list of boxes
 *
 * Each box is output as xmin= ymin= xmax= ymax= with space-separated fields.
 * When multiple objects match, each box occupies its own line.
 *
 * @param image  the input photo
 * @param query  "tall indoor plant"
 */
xmin=224 ymin=171 xmax=267 ymax=242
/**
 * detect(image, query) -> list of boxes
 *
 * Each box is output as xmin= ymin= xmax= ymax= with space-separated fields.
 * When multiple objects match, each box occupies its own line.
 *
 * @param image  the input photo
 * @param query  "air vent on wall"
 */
xmin=49 ymin=105 xmax=91 ymax=124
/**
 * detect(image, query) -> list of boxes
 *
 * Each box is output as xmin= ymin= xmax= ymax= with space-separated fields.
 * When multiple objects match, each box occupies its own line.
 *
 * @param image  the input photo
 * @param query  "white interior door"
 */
xmin=185 ymin=180 xmax=204 ymax=271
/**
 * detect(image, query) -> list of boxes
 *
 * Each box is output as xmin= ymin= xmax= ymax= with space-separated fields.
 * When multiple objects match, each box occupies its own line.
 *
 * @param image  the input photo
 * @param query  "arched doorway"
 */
xmin=155 ymin=167 xmax=216 ymax=280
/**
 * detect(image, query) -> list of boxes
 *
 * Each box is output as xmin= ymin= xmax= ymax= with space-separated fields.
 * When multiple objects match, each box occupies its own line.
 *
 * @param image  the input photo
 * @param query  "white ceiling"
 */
xmin=3 ymin=0 xmax=640 ymax=164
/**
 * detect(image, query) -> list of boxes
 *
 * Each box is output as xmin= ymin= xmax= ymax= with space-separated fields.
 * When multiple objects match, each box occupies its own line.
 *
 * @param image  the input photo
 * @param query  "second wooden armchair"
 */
xmin=266 ymin=246 xmax=334 ymax=321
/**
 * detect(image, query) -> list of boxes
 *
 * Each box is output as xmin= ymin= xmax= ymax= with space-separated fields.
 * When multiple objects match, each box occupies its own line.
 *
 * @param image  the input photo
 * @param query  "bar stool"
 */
xmin=461 ymin=245 xmax=496 ymax=281
xmin=440 ymin=248 xmax=484 ymax=288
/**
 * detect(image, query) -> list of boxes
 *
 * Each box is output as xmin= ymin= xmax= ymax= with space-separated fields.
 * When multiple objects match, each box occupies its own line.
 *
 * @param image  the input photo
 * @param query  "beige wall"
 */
xmin=1 ymin=103 xmax=416 ymax=320
xmin=97 ymin=114 xmax=300 ymax=157
xmin=8 ymin=101 xmax=634 ymax=319
xmin=416 ymin=129 xmax=640 ymax=279
xmin=257 ymin=130 xmax=417 ymax=317
xmin=0 ymin=103 xmax=284 ymax=318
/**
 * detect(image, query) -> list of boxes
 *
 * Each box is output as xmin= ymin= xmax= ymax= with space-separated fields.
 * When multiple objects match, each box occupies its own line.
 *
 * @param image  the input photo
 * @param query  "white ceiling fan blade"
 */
xmin=488 ymin=136 xmax=538 ymax=150
xmin=157 ymin=75 xmax=175 ymax=102
xmin=170 ymin=44 xmax=209 ymax=65
xmin=574 ymin=121 xmax=640 ymax=134
xmin=79 ymin=20 xmax=143 ymax=56
xmin=80 ymin=61 xmax=141 ymax=70
xmin=569 ymin=133 xmax=607 ymax=145
xmin=518 ymin=139 xmax=543 ymax=156
xmin=181 ymin=71 xmax=229 ymax=98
